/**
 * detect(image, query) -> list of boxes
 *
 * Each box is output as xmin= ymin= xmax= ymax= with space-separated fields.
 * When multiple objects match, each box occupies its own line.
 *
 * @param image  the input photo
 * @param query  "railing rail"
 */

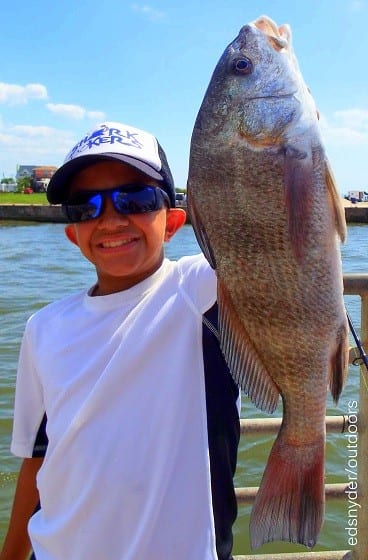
xmin=235 ymin=483 xmax=349 ymax=504
xmin=240 ymin=415 xmax=350 ymax=435
xmin=234 ymin=552 xmax=352 ymax=560
xmin=233 ymin=274 xmax=368 ymax=560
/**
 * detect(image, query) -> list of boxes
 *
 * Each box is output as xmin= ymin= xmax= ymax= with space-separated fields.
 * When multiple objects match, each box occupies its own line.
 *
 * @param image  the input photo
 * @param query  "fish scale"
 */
xmin=187 ymin=15 xmax=349 ymax=550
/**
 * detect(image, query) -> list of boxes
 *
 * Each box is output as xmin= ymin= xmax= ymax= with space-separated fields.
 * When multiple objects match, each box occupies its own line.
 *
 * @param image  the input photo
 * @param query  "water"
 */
xmin=0 ymin=221 xmax=366 ymax=554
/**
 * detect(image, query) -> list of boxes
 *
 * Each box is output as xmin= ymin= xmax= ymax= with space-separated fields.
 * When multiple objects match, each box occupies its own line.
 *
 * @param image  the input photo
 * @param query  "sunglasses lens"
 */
xmin=62 ymin=186 xmax=169 ymax=223
xmin=63 ymin=193 xmax=102 ymax=222
xmin=113 ymin=186 xmax=164 ymax=214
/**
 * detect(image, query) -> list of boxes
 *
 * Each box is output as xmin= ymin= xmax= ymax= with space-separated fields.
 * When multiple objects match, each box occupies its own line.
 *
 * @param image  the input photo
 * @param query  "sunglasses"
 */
xmin=62 ymin=184 xmax=170 ymax=223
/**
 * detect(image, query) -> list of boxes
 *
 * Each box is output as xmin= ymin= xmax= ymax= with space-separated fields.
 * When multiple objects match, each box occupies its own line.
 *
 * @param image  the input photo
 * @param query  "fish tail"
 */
xmin=249 ymin=433 xmax=325 ymax=549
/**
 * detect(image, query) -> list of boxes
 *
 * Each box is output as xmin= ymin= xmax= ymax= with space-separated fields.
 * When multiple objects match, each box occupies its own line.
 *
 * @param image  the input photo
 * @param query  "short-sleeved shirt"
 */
xmin=12 ymin=255 xmax=240 ymax=560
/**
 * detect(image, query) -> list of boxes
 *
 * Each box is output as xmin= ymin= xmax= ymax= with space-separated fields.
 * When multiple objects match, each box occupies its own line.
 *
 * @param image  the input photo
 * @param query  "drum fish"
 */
xmin=187 ymin=15 xmax=349 ymax=549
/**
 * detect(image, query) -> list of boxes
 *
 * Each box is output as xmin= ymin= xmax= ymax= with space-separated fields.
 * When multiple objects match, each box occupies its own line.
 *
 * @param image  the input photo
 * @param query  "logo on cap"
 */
xmin=66 ymin=124 xmax=145 ymax=162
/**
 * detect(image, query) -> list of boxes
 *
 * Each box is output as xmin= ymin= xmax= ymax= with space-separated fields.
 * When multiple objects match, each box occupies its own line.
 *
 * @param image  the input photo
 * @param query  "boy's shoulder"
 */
xmin=26 ymin=289 xmax=87 ymax=328
xmin=175 ymin=253 xmax=213 ymax=276
xmin=25 ymin=255 xmax=215 ymax=329
xmin=167 ymin=253 xmax=216 ymax=288
xmin=173 ymin=253 xmax=217 ymax=312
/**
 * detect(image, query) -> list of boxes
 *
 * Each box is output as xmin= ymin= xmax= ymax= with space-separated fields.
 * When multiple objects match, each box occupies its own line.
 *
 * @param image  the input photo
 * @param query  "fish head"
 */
xmin=193 ymin=15 xmax=317 ymax=146
xmin=232 ymin=16 xmax=296 ymax=98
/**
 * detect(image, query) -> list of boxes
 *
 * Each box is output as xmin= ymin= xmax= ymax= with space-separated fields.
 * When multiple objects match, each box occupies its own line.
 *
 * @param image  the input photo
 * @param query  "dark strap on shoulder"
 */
xmin=32 ymin=413 xmax=48 ymax=457
xmin=203 ymin=303 xmax=240 ymax=560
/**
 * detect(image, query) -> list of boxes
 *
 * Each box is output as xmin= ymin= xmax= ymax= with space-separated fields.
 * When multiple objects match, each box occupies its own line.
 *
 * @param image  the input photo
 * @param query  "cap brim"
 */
xmin=47 ymin=153 xmax=165 ymax=204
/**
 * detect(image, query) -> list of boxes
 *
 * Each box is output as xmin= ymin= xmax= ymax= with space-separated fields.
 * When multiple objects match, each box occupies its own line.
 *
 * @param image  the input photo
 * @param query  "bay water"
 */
xmin=0 ymin=221 xmax=366 ymax=554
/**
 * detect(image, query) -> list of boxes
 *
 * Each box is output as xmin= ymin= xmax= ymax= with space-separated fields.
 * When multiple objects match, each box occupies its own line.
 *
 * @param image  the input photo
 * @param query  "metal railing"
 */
xmin=235 ymin=553 xmax=352 ymax=560
xmin=233 ymin=274 xmax=368 ymax=560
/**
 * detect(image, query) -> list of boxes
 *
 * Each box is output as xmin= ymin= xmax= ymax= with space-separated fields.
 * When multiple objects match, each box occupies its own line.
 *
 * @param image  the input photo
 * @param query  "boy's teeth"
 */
xmin=102 ymin=239 xmax=131 ymax=248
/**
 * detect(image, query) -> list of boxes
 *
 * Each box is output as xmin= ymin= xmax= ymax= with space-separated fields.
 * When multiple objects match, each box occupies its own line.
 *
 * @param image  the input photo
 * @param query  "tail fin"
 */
xmin=249 ymin=433 xmax=325 ymax=549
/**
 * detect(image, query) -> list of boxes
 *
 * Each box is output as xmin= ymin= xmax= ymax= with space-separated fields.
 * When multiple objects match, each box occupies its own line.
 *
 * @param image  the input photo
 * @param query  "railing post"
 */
xmin=355 ymin=293 xmax=368 ymax=559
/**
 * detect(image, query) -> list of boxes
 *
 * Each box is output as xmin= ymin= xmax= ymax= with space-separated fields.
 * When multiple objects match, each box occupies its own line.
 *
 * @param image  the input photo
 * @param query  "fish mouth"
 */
xmin=251 ymin=15 xmax=290 ymax=51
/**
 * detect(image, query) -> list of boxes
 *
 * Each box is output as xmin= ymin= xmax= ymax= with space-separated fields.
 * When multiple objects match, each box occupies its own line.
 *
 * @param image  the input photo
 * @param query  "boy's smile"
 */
xmin=64 ymin=161 xmax=186 ymax=295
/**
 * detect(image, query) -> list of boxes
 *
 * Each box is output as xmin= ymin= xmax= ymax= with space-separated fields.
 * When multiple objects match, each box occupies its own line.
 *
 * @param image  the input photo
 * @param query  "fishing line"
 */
xmin=346 ymin=309 xmax=368 ymax=393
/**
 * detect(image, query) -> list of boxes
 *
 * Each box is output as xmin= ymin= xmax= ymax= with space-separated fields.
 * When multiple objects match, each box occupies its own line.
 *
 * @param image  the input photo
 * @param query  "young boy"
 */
xmin=1 ymin=121 xmax=240 ymax=560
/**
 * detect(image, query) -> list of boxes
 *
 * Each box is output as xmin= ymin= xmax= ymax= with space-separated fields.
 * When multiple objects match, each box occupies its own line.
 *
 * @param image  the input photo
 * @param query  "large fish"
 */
xmin=187 ymin=15 xmax=349 ymax=550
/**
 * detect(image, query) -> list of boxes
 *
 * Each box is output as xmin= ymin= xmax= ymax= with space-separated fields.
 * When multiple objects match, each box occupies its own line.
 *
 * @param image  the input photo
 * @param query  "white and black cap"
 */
xmin=47 ymin=121 xmax=176 ymax=206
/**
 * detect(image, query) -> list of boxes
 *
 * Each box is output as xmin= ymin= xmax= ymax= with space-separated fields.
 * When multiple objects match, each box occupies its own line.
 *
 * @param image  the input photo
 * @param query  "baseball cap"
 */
xmin=47 ymin=121 xmax=176 ymax=206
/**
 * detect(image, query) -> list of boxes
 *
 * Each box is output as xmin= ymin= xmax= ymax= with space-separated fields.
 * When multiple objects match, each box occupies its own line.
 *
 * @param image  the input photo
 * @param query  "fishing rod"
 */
xmin=346 ymin=309 xmax=368 ymax=374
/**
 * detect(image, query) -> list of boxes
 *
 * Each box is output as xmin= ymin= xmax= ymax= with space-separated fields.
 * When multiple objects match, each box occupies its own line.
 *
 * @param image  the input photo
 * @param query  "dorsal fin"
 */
xmin=325 ymin=158 xmax=347 ymax=242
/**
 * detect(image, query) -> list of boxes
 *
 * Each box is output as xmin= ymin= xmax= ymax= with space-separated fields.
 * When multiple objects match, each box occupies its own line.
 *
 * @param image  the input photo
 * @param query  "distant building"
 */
xmin=175 ymin=192 xmax=187 ymax=207
xmin=0 ymin=182 xmax=17 ymax=193
xmin=32 ymin=166 xmax=58 ymax=180
xmin=347 ymin=190 xmax=368 ymax=203
xmin=16 ymin=165 xmax=36 ymax=179
xmin=16 ymin=165 xmax=57 ymax=192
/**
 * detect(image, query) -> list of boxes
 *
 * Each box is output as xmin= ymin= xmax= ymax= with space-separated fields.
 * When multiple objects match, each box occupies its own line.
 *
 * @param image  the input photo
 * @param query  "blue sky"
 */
xmin=0 ymin=0 xmax=367 ymax=194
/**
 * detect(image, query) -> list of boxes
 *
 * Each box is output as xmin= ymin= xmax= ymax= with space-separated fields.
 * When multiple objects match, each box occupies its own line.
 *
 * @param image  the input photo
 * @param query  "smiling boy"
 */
xmin=64 ymin=160 xmax=183 ymax=294
xmin=1 ymin=122 xmax=240 ymax=560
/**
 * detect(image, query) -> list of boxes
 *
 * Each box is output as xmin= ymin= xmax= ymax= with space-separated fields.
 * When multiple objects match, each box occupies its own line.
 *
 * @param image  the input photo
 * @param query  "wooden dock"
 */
xmin=342 ymin=199 xmax=368 ymax=223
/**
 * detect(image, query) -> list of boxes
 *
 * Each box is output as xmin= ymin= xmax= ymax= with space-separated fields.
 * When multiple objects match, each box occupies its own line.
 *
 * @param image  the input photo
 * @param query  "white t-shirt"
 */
xmin=12 ymin=254 xmax=239 ymax=560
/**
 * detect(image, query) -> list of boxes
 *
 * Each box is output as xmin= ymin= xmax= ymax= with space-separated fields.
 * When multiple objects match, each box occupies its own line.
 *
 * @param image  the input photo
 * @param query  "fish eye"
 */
xmin=232 ymin=57 xmax=253 ymax=75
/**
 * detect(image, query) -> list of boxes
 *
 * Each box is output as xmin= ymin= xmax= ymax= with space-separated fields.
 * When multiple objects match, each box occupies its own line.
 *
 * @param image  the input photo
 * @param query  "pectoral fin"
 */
xmin=217 ymin=280 xmax=280 ymax=413
xmin=284 ymin=146 xmax=347 ymax=261
xmin=284 ymin=144 xmax=313 ymax=262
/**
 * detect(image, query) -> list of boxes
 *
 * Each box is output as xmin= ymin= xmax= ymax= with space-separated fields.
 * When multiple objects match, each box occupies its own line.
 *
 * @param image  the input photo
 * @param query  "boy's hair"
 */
xmin=47 ymin=121 xmax=176 ymax=207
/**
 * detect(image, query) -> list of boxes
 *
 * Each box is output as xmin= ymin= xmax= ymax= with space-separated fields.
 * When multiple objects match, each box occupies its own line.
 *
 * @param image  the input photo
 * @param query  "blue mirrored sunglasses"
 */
xmin=62 ymin=184 xmax=170 ymax=223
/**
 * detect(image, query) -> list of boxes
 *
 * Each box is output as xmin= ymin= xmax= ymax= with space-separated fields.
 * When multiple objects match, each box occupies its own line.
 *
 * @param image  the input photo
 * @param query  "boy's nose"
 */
xmin=98 ymin=195 xmax=129 ymax=225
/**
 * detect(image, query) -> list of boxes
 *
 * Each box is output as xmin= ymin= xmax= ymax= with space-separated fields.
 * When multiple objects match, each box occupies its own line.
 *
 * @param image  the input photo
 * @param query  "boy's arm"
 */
xmin=0 ymin=456 xmax=43 ymax=560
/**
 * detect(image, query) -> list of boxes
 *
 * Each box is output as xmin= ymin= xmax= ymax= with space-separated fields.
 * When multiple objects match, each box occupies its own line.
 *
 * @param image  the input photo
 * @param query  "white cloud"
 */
xmin=47 ymin=103 xmax=85 ymax=119
xmin=333 ymin=109 xmax=368 ymax=132
xmin=317 ymin=109 xmax=368 ymax=192
xmin=0 ymin=124 xmax=76 ymax=173
xmin=319 ymin=109 xmax=368 ymax=147
xmin=349 ymin=0 xmax=366 ymax=12
xmin=0 ymin=97 xmax=106 ymax=176
xmin=46 ymin=103 xmax=105 ymax=121
xmin=87 ymin=110 xmax=106 ymax=121
xmin=131 ymin=3 xmax=165 ymax=21
xmin=0 ymin=82 xmax=48 ymax=105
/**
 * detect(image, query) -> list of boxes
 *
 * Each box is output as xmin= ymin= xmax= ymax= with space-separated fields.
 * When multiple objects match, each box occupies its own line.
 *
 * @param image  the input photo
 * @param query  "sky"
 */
xmin=0 ymin=0 xmax=367 ymax=195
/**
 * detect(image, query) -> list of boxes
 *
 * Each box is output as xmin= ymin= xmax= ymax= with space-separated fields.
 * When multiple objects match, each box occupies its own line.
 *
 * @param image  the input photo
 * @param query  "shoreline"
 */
xmin=0 ymin=203 xmax=66 ymax=223
xmin=0 ymin=204 xmax=192 ymax=224
xmin=341 ymin=199 xmax=368 ymax=224
xmin=0 ymin=200 xmax=367 ymax=224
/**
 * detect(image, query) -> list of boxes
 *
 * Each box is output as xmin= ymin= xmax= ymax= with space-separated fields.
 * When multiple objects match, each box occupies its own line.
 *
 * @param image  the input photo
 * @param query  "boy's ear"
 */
xmin=164 ymin=208 xmax=187 ymax=242
xmin=65 ymin=224 xmax=79 ymax=247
